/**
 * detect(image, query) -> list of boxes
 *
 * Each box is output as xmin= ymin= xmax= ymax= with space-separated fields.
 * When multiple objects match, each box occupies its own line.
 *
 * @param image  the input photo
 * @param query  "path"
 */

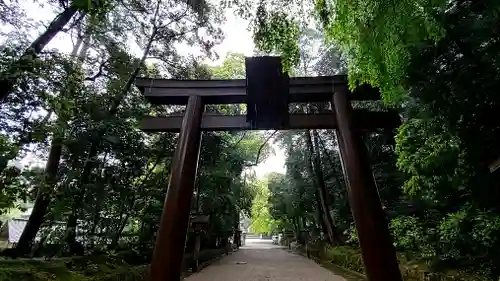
xmin=185 ymin=239 xmax=346 ymax=281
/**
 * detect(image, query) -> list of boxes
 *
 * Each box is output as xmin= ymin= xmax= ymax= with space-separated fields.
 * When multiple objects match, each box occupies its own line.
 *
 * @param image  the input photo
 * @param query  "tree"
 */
xmin=14 ymin=22 xmax=92 ymax=255
xmin=210 ymin=52 xmax=246 ymax=79
xmin=394 ymin=1 xmax=500 ymax=276
xmin=0 ymin=0 xmax=111 ymax=102
xmin=250 ymin=179 xmax=276 ymax=235
xmin=305 ymin=129 xmax=340 ymax=244
xmin=1 ymin=0 xmax=230 ymax=257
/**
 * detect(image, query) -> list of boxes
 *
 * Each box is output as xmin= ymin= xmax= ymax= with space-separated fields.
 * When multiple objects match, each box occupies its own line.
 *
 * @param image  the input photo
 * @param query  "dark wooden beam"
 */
xmin=136 ymin=75 xmax=347 ymax=88
xmin=140 ymin=110 xmax=400 ymax=132
xmin=333 ymin=85 xmax=402 ymax=281
xmin=135 ymin=76 xmax=381 ymax=105
xmin=149 ymin=96 xmax=204 ymax=281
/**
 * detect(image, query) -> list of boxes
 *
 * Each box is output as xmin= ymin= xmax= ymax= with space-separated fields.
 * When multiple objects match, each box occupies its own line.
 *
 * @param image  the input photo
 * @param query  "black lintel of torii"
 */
xmin=134 ymin=76 xmax=381 ymax=105
xmin=135 ymin=56 xmax=400 ymax=132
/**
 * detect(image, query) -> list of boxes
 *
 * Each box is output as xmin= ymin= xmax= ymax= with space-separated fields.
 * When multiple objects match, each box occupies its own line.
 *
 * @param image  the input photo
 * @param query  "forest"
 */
xmin=0 ymin=0 xmax=499 ymax=280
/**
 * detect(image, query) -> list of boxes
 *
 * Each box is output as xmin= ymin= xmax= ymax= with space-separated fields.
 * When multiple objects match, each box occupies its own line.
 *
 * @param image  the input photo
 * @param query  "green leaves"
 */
xmin=72 ymin=0 xmax=112 ymax=16
xmin=210 ymin=53 xmax=246 ymax=79
xmin=395 ymin=118 xmax=465 ymax=196
xmin=319 ymin=0 xmax=447 ymax=103
xmin=249 ymin=0 xmax=449 ymax=102
xmin=252 ymin=6 xmax=300 ymax=72
xmin=250 ymin=180 xmax=277 ymax=234
xmin=389 ymin=2 xmax=500 ymax=275
xmin=0 ymin=166 xmax=34 ymax=215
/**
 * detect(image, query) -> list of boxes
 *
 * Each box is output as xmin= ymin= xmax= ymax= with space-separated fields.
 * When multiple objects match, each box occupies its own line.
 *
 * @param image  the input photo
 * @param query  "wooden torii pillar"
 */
xmin=137 ymin=57 xmax=402 ymax=281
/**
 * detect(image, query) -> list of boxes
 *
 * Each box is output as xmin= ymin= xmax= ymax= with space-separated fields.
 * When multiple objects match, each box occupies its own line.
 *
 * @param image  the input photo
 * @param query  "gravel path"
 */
xmin=185 ymin=239 xmax=346 ymax=281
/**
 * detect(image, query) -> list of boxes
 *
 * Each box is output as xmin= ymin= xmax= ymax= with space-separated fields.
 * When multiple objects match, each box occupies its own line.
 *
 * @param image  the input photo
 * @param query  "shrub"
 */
xmin=322 ymin=245 xmax=364 ymax=274
xmin=317 ymin=246 xmax=490 ymax=281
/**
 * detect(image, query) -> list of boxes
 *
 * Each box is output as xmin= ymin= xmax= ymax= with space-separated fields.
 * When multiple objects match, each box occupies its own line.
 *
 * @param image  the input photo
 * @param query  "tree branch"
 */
xmin=227 ymin=131 xmax=247 ymax=151
xmin=85 ymin=59 xmax=108 ymax=81
xmin=61 ymin=12 xmax=86 ymax=33
xmin=245 ymin=130 xmax=278 ymax=167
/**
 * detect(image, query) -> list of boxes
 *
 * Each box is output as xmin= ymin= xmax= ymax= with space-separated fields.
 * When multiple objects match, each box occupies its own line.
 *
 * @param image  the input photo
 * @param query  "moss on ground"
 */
xmin=0 ymin=257 xmax=148 ymax=281
xmin=0 ymin=247 xmax=229 ymax=281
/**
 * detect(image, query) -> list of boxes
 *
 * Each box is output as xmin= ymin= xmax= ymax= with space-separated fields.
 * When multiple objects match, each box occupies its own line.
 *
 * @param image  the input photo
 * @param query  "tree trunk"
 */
xmin=88 ymin=194 xmax=105 ymax=247
xmin=304 ymin=130 xmax=339 ymax=245
xmin=13 ymin=137 xmax=59 ymax=255
xmin=0 ymin=6 xmax=79 ymax=102
xmin=312 ymin=129 xmax=338 ymax=218
xmin=13 ymin=31 xmax=88 ymax=256
xmin=110 ymin=211 xmax=130 ymax=248
xmin=305 ymin=142 xmax=335 ymax=245
xmin=293 ymin=217 xmax=300 ymax=241
xmin=317 ymin=132 xmax=345 ymax=187
xmin=314 ymin=190 xmax=329 ymax=238
xmin=313 ymin=130 xmax=341 ymax=243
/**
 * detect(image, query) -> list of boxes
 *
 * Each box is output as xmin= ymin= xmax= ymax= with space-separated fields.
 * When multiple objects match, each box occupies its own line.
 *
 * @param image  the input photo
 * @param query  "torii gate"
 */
xmin=136 ymin=57 xmax=403 ymax=281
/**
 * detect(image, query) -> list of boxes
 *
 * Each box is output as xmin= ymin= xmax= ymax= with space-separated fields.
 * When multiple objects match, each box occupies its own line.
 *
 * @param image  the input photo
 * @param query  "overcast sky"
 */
xmin=11 ymin=1 xmax=285 ymax=178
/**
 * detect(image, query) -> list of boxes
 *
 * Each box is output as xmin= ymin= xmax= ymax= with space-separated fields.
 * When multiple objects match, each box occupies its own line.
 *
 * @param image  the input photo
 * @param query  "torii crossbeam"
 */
xmin=137 ymin=57 xmax=403 ymax=281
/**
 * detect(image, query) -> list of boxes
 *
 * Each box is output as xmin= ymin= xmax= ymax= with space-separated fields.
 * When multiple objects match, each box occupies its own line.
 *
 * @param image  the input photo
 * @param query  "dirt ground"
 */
xmin=185 ymin=239 xmax=346 ymax=281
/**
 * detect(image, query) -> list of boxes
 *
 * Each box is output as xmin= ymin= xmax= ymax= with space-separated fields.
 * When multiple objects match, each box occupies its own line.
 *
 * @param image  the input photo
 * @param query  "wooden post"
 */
xmin=149 ymin=96 xmax=204 ymax=281
xmin=332 ymin=85 xmax=402 ymax=281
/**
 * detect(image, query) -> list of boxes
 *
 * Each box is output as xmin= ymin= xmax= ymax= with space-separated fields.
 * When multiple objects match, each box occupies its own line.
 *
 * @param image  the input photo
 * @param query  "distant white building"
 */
xmin=0 ymin=208 xmax=40 ymax=244
xmin=239 ymin=212 xmax=251 ymax=233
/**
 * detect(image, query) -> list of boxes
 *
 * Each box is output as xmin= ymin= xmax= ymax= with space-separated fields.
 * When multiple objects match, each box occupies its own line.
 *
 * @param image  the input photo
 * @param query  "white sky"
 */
xmin=13 ymin=1 xmax=285 ymax=178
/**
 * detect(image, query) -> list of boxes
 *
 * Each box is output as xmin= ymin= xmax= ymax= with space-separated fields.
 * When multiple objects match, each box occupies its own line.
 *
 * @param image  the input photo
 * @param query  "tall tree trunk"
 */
xmin=305 ymin=140 xmax=334 ymax=244
xmin=312 ymin=129 xmax=341 ymax=243
xmin=293 ymin=217 xmax=300 ymax=241
xmin=316 ymin=132 xmax=345 ymax=187
xmin=13 ymin=32 xmax=88 ymax=256
xmin=312 ymin=129 xmax=337 ymax=215
xmin=314 ymin=190 xmax=329 ymax=238
xmin=14 ymin=136 xmax=62 ymax=255
xmin=304 ymin=130 xmax=339 ymax=245
xmin=110 ymin=209 xmax=130 ymax=248
xmin=0 ymin=6 xmax=79 ymax=102
xmin=65 ymin=24 xmax=159 ymax=252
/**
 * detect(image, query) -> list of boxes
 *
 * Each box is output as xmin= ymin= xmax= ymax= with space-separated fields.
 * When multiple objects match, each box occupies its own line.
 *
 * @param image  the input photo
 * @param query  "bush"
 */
xmin=93 ymin=265 xmax=148 ymax=281
xmin=304 ymin=245 xmax=491 ymax=281
xmin=322 ymin=246 xmax=364 ymax=274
